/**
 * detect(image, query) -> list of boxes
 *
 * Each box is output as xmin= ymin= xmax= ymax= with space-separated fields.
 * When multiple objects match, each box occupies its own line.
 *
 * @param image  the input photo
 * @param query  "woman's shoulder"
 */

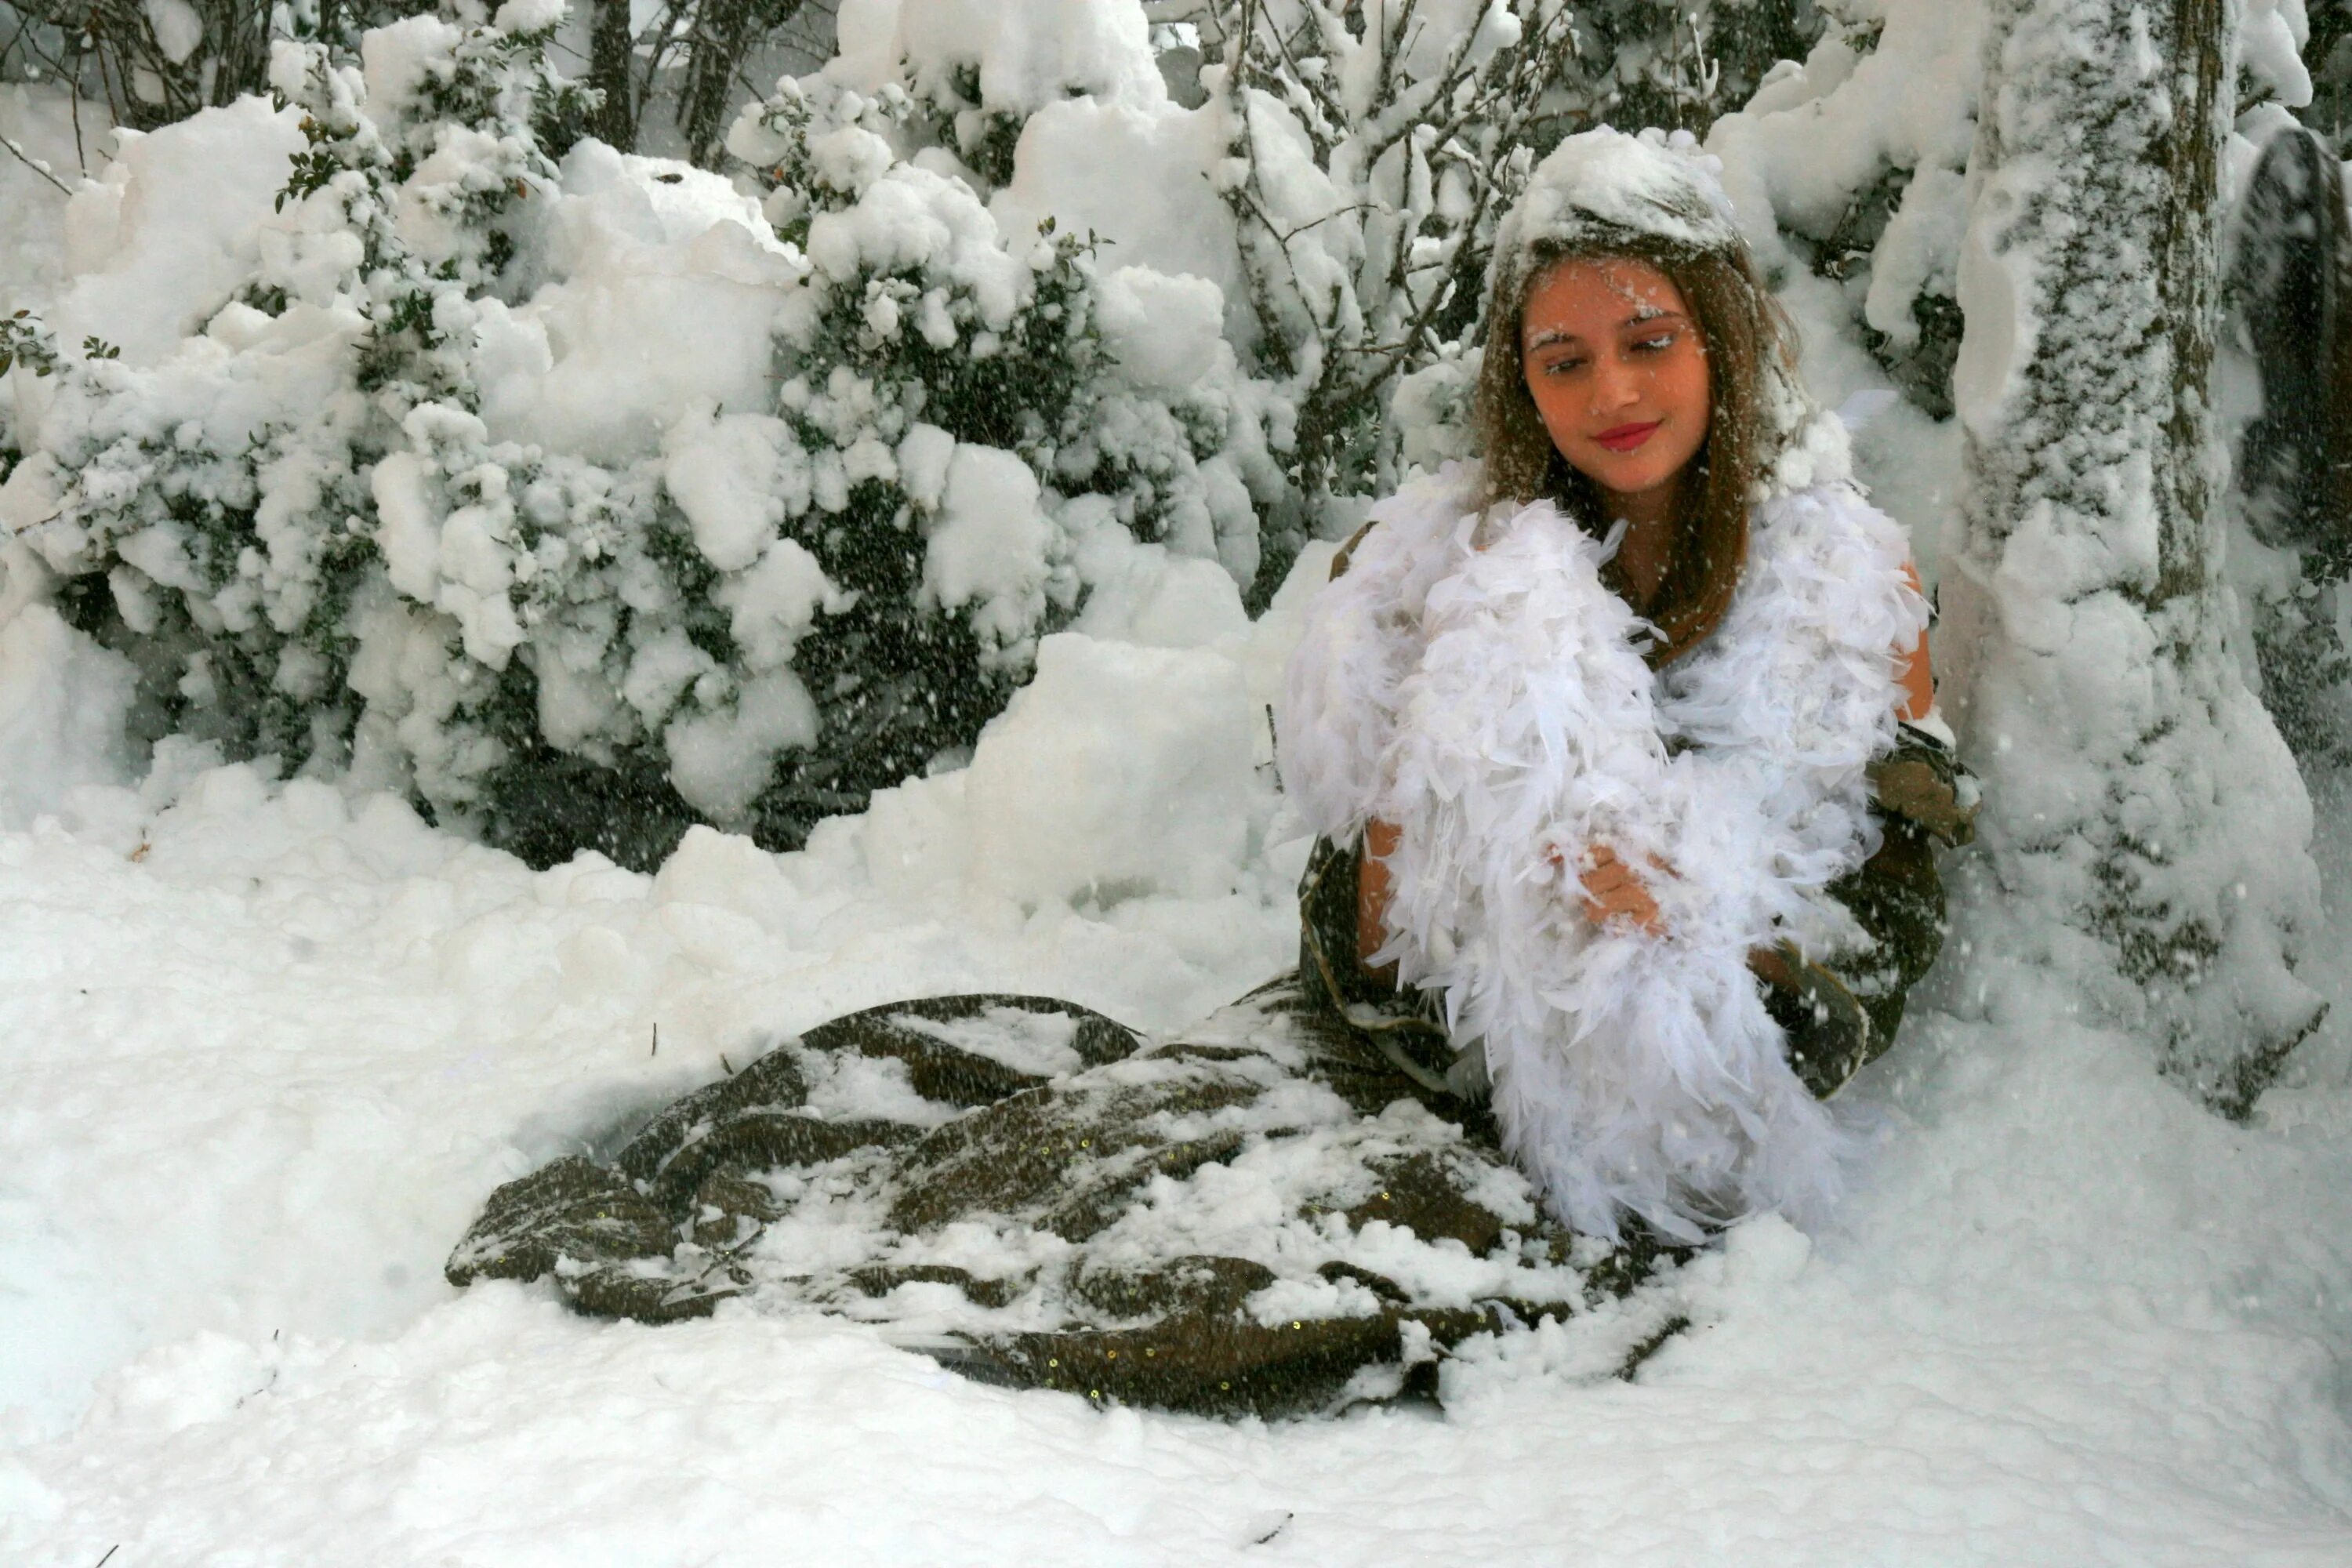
xmin=1338 ymin=461 xmax=1602 ymax=585
xmin=1326 ymin=461 xmax=1488 ymax=583
xmin=1750 ymin=478 xmax=1912 ymax=565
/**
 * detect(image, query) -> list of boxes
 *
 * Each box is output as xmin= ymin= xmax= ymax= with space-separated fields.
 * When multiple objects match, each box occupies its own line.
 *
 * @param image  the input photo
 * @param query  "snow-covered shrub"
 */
xmin=1708 ymin=3 xmax=1982 ymax=423
xmin=0 ymin=13 xmax=589 ymax=800
xmin=705 ymin=72 xmax=1277 ymax=836
xmin=0 ymin=5 xmax=1280 ymax=865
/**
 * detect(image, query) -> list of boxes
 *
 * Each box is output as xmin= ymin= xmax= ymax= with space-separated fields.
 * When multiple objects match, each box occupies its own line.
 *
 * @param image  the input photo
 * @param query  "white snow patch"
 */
xmin=0 ymin=604 xmax=138 ymax=827
xmin=50 ymin=98 xmax=306 ymax=365
xmin=964 ymin=632 xmax=1255 ymax=906
xmin=922 ymin=442 xmax=1051 ymax=650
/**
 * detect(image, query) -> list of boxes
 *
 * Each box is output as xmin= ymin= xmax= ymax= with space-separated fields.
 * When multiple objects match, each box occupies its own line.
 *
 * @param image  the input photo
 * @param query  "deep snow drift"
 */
xmin=3 ymin=548 xmax=2352 ymax=1563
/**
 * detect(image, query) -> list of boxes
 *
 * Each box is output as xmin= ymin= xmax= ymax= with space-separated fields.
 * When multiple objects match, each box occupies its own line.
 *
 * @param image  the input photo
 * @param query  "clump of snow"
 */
xmin=991 ymin=98 xmax=1252 ymax=339
xmin=1493 ymin=126 xmax=1742 ymax=271
xmin=662 ymin=669 xmax=822 ymax=822
xmin=829 ymin=0 xmax=1167 ymax=113
xmin=142 ymin=0 xmax=206 ymax=65
xmin=482 ymin=140 xmax=802 ymax=460
xmin=1069 ymin=528 xmax=1252 ymax=652
xmin=921 ymin=442 xmax=1052 ymax=653
xmin=1091 ymin=264 xmax=1226 ymax=395
xmin=661 ymin=406 xmax=793 ymax=572
xmin=48 ymin=97 xmax=307 ymax=365
xmin=0 ymin=605 xmax=138 ymax=828
xmin=492 ymin=0 xmax=567 ymax=32
xmin=964 ymin=631 xmax=1258 ymax=904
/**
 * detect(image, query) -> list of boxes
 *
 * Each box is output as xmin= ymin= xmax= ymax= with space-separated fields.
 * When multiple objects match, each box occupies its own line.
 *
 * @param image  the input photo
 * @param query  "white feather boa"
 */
xmin=1278 ymin=462 xmax=1927 ymax=1241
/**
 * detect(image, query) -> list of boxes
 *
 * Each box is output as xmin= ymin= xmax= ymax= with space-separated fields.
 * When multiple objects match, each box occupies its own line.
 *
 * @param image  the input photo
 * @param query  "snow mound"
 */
xmin=51 ymin=96 xmax=307 ymax=365
xmin=965 ymin=632 xmax=1258 ymax=905
xmin=0 ymin=604 xmax=137 ymax=828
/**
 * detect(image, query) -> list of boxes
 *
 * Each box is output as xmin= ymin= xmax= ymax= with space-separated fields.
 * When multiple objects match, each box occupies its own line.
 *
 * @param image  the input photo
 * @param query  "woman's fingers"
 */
xmin=1570 ymin=841 xmax=1666 ymax=934
xmin=1581 ymin=880 xmax=1661 ymax=931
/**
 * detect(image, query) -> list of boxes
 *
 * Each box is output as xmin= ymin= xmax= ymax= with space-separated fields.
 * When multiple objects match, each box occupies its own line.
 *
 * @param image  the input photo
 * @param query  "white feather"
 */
xmin=1276 ymin=461 xmax=1927 ymax=1242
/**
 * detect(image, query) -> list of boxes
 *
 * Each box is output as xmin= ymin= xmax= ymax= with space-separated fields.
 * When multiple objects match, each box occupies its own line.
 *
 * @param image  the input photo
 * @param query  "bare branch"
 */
xmin=1 ymin=132 xmax=73 ymax=194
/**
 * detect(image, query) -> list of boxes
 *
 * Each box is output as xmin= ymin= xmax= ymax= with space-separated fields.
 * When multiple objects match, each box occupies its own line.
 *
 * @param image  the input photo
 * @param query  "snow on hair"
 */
xmin=1486 ymin=128 xmax=1743 ymax=306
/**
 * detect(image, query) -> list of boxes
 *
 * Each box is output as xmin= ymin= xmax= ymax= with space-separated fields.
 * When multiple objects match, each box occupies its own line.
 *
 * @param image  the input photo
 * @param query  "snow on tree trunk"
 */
xmin=1944 ymin=0 xmax=2328 ymax=1114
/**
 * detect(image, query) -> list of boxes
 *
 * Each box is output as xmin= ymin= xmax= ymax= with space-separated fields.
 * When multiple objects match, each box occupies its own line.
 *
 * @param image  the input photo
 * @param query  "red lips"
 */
xmin=1593 ymin=421 xmax=1662 ymax=453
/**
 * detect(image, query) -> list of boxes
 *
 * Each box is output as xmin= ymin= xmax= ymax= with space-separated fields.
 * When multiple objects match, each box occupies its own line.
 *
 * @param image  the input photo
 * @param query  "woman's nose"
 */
xmin=1589 ymin=354 xmax=1640 ymax=411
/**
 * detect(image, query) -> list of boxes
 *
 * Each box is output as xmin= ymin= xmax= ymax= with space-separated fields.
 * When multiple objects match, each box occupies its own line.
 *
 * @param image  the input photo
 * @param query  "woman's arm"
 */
xmin=1358 ymin=818 xmax=1400 ymax=966
xmin=1897 ymin=563 xmax=1934 ymax=722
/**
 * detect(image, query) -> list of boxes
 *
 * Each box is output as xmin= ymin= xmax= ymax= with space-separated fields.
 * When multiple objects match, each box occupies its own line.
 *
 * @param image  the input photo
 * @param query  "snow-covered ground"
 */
xmin=3 ymin=584 xmax=2352 ymax=1564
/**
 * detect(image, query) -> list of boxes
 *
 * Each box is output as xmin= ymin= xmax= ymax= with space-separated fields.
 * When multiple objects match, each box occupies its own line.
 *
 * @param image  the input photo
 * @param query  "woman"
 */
xmin=448 ymin=129 xmax=1971 ymax=1416
xmin=1279 ymin=127 xmax=1969 ymax=1245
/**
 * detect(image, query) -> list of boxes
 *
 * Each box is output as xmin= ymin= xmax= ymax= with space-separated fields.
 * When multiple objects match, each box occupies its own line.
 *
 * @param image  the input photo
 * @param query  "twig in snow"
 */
xmin=651 ymin=1022 xmax=659 ymax=1058
xmin=94 ymin=1547 xmax=120 ymax=1568
xmin=0 ymin=132 xmax=71 ymax=195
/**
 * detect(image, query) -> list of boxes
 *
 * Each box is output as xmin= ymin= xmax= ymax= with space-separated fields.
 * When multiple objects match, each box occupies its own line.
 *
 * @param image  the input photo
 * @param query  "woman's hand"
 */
xmin=1573 ymin=843 xmax=1666 ymax=935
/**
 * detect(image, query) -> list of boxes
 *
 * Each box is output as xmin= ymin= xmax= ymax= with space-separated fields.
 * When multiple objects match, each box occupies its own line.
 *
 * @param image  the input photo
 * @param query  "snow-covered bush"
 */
xmin=1708 ymin=3 xmax=1982 ymax=423
xmin=0 ymin=5 xmax=1284 ymax=865
xmin=0 ymin=11 xmax=597 ymax=828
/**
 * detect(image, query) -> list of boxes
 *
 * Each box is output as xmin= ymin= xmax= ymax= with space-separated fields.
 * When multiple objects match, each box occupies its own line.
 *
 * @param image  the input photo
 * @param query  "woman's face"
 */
xmin=1519 ymin=258 xmax=1712 ymax=513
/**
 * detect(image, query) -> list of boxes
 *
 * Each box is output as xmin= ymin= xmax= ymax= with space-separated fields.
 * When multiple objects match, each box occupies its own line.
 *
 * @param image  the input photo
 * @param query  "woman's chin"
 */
xmin=1578 ymin=462 xmax=1679 ymax=507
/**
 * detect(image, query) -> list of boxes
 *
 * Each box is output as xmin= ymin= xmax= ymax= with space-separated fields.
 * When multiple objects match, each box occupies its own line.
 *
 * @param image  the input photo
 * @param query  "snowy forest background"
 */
xmin=5 ymin=1 xmax=2352 ymax=1562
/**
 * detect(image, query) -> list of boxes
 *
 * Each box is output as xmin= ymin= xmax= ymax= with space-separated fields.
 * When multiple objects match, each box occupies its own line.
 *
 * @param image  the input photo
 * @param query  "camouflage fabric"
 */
xmin=448 ymin=711 xmax=1969 ymax=1419
xmin=449 ymin=989 xmax=1684 ymax=1419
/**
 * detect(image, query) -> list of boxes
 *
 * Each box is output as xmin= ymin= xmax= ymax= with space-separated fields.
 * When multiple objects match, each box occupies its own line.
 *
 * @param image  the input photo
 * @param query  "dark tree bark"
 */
xmin=589 ymin=0 xmax=641 ymax=151
xmin=678 ymin=0 xmax=805 ymax=168
xmin=2229 ymin=125 xmax=2352 ymax=761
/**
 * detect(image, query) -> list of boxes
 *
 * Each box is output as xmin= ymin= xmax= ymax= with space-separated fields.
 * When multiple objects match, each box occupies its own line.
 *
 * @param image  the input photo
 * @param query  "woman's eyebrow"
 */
xmin=1623 ymin=307 xmax=1688 ymax=329
xmin=1523 ymin=326 xmax=1583 ymax=350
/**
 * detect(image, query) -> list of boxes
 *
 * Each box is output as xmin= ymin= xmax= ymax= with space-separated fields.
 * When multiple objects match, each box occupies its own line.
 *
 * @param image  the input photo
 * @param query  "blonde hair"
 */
xmin=1472 ymin=223 xmax=1800 ymax=667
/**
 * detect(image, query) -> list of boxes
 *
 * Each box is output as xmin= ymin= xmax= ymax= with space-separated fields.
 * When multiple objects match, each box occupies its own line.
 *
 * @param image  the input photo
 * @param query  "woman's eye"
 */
xmin=1542 ymin=355 xmax=1588 ymax=375
xmin=1629 ymin=332 xmax=1677 ymax=354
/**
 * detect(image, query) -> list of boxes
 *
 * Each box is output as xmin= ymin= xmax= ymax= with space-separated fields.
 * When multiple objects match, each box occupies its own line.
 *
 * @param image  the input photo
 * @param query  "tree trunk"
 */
xmin=680 ymin=0 xmax=804 ymax=168
xmin=1943 ymin=0 xmax=2327 ymax=1114
xmin=589 ymin=0 xmax=640 ymax=153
